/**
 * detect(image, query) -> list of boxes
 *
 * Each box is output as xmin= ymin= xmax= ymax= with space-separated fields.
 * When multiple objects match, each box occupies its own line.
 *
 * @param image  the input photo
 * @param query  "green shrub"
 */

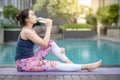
xmin=96 ymin=4 xmax=119 ymax=25
xmin=85 ymin=14 xmax=97 ymax=27
xmin=4 ymin=24 xmax=21 ymax=29
xmin=3 ymin=5 xmax=20 ymax=24
xmin=61 ymin=24 xmax=94 ymax=30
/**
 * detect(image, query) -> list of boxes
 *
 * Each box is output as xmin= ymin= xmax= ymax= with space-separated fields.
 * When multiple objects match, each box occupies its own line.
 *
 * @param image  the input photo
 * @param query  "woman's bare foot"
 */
xmin=87 ymin=60 xmax=102 ymax=71
xmin=60 ymin=48 xmax=73 ymax=64
xmin=81 ymin=60 xmax=102 ymax=72
xmin=60 ymin=48 xmax=65 ymax=54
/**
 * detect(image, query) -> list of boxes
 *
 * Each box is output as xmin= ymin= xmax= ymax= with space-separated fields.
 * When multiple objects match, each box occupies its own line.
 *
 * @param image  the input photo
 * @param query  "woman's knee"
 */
xmin=49 ymin=40 xmax=55 ymax=46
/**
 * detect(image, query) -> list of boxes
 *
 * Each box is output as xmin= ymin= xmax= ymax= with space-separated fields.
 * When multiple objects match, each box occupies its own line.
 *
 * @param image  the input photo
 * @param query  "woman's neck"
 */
xmin=24 ymin=23 xmax=33 ymax=29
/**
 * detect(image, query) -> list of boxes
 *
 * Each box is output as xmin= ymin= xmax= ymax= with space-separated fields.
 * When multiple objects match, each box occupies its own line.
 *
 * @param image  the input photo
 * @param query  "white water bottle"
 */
xmin=37 ymin=17 xmax=46 ymax=23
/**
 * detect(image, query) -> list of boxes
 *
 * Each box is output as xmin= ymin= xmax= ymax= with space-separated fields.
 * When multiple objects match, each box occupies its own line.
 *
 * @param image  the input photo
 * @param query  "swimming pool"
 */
xmin=0 ymin=39 xmax=120 ymax=66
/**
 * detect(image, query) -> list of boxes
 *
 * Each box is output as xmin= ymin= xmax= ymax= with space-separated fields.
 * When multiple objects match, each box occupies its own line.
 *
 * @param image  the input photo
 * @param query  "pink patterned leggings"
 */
xmin=16 ymin=40 xmax=81 ymax=72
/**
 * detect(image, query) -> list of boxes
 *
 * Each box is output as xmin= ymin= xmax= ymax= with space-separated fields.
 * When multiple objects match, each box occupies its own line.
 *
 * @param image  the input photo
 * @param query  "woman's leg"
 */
xmin=55 ymin=60 xmax=101 ymax=71
xmin=33 ymin=41 xmax=52 ymax=60
xmin=16 ymin=57 xmax=81 ymax=72
xmin=16 ymin=58 xmax=101 ymax=72
xmin=50 ymin=40 xmax=72 ymax=63
xmin=33 ymin=40 xmax=72 ymax=63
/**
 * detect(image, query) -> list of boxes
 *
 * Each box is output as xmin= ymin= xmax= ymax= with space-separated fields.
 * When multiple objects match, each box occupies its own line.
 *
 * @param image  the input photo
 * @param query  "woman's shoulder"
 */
xmin=20 ymin=28 xmax=34 ymax=40
xmin=21 ymin=28 xmax=34 ymax=34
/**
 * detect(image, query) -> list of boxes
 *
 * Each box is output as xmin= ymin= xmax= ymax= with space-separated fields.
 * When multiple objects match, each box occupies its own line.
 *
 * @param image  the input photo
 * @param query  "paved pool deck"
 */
xmin=97 ymin=36 xmax=120 ymax=42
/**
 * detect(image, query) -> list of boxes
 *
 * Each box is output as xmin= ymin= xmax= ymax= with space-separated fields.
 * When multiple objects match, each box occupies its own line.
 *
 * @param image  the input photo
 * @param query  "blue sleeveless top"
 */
xmin=15 ymin=35 xmax=35 ymax=61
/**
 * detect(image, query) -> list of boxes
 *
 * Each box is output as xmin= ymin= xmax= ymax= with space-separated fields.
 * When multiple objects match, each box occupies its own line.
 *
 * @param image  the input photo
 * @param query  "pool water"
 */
xmin=0 ymin=39 xmax=120 ymax=65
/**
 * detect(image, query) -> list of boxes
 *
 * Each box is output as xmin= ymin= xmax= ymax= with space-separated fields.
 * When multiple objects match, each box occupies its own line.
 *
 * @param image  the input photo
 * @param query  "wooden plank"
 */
xmin=12 ymin=75 xmax=23 ymax=80
xmin=95 ymin=74 xmax=109 ymax=80
xmin=80 ymin=75 xmax=89 ymax=80
xmin=96 ymin=74 xmax=120 ymax=80
xmin=56 ymin=75 xmax=64 ymax=80
xmin=0 ymin=75 xmax=6 ymax=80
xmin=21 ymin=75 xmax=31 ymax=80
xmin=30 ymin=76 xmax=39 ymax=80
xmin=1 ymin=74 xmax=120 ymax=80
xmin=38 ymin=75 xmax=47 ymax=80
xmin=64 ymin=75 xmax=72 ymax=80
xmin=47 ymin=75 xmax=56 ymax=80
xmin=72 ymin=75 xmax=81 ymax=80
xmin=105 ymin=74 xmax=120 ymax=80
xmin=3 ymin=75 xmax=14 ymax=80
xmin=87 ymin=75 xmax=98 ymax=80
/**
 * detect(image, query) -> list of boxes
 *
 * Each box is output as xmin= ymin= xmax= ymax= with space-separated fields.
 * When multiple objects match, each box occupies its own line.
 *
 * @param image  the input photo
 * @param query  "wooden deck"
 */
xmin=0 ymin=74 xmax=120 ymax=80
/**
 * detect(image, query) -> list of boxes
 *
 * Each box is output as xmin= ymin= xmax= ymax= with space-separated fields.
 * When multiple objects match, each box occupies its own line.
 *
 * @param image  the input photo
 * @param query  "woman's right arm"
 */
xmin=42 ymin=19 xmax=52 ymax=46
xmin=22 ymin=19 xmax=52 ymax=47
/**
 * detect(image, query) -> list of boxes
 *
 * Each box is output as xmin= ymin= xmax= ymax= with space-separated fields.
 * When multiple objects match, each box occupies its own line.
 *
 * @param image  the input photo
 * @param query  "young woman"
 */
xmin=15 ymin=9 xmax=101 ymax=72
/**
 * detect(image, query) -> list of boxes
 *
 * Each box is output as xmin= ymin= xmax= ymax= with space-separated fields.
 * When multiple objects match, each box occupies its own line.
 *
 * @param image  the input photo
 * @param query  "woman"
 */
xmin=15 ymin=9 xmax=101 ymax=72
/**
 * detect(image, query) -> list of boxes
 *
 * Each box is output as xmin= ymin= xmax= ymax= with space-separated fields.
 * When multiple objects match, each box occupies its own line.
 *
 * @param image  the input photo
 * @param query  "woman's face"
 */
xmin=25 ymin=10 xmax=37 ymax=25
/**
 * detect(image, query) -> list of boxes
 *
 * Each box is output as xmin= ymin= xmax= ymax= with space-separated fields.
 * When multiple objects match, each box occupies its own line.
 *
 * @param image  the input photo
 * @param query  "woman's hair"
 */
xmin=16 ymin=9 xmax=30 ymax=26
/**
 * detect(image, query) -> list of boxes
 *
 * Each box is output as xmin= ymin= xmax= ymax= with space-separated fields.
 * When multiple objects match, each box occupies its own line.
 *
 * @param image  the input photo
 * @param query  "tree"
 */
xmin=96 ymin=4 xmax=119 ymax=25
xmin=85 ymin=13 xmax=97 ymax=27
xmin=3 ymin=5 xmax=20 ymax=24
xmin=33 ymin=0 xmax=91 ymax=24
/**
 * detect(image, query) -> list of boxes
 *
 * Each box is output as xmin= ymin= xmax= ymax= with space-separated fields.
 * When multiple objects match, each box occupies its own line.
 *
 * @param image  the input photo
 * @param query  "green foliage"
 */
xmin=33 ymin=0 xmax=91 ymax=24
xmin=4 ymin=24 xmax=21 ymax=29
xmin=96 ymin=4 xmax=119 ymax=25
xmin=61 ymin=23 xmax=94 ymax=30
xmin=85 ymin=14 xmax=97 ymax=27
xmin=3 ymin=5 xmax=20 ymax=24
xmin=33 ymin=0 xmax=47 ymax=11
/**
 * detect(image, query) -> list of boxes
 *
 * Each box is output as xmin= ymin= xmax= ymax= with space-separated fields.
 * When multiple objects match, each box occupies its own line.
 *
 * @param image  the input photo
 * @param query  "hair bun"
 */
xmin=16 ymin=15 xmax=20 ymax=21
xmin=15 ymin=9 xmax=30 ymax=26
